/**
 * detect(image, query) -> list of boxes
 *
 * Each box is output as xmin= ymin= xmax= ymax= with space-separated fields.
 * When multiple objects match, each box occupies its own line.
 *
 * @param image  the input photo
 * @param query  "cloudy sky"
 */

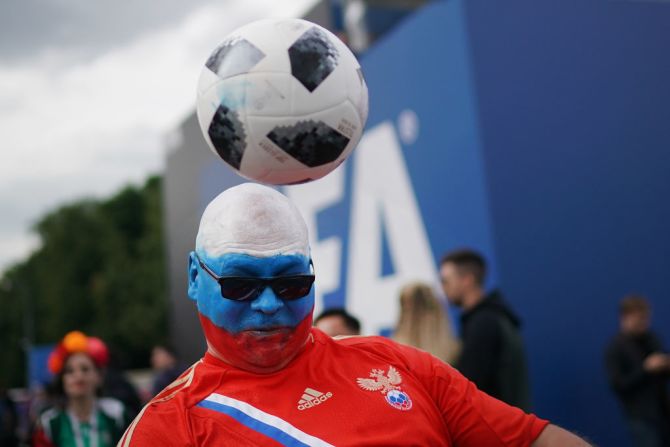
xmin=0 ymin=0 xmax=317 ymax=274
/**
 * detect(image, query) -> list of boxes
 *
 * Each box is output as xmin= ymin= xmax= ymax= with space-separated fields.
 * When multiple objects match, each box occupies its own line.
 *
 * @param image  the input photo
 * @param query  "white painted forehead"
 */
xmin=196 ymin=183 xmax=310 ymax=258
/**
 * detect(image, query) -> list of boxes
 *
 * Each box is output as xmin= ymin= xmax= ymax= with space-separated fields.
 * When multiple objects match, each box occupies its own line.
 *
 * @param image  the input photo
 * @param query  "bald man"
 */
xmin=119 ymin=183 xmax=590 ymax=447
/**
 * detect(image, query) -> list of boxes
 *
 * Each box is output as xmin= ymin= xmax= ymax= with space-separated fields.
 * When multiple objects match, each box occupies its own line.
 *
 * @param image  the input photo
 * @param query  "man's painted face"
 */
xmin=188 ymin=250 xmax=315 ymax=373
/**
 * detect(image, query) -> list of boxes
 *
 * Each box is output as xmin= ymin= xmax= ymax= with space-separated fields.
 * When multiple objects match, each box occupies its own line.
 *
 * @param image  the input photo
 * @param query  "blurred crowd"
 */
xmin=1 ymin=248 xmax=668 ymax=447
xmin=0 ymin=337 xmax=184 ymax=447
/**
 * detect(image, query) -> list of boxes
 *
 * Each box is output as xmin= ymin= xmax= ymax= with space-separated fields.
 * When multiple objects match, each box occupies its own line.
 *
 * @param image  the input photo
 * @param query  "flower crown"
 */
xmin=47 ymin=331 xmax=110 ymax=374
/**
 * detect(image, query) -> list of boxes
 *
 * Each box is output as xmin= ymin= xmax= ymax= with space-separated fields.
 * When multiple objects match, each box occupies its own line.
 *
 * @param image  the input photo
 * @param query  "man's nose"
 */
xmin=250 ymin=287 xmax=284 ymax=314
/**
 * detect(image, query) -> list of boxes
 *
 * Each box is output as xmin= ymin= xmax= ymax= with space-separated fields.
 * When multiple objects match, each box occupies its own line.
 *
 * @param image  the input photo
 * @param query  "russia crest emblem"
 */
xmin=356 ymin=366 xmax=413 ymax=411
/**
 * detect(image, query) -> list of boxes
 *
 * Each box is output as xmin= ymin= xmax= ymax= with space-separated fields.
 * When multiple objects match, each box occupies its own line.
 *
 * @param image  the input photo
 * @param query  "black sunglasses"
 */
xmin=195 ymin=253 xmax=315 ymax=302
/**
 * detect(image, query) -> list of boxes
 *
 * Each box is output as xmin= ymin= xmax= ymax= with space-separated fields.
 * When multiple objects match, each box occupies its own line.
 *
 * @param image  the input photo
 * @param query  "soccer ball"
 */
xmin=196 ymin=18 xmax=369 ymax=185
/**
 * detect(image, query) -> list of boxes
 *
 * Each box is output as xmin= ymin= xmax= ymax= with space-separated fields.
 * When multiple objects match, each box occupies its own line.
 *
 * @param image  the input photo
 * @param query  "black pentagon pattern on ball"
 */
xmin=288 ymin=27 xmax=340 ymax=92
xmin=208 ymin=105 xmax=246 ymax=170
xmin=267 ymin=120 xmax=350 ymax=167
xmin=205 ymin=37 xmax=265 ymax=79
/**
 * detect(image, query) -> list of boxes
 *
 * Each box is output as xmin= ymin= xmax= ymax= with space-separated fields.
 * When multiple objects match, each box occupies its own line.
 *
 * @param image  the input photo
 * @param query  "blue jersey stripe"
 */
xmin=197 ymin=400 xmax=312 ymax=447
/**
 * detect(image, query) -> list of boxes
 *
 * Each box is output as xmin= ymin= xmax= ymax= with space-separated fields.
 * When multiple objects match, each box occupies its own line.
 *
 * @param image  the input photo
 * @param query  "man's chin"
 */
xmin=200 ymin=313 xmax=313 ymax=373
xmin=244 ymin=353 xmax=293 ymax=372
xmin=230 ymin=334 xmax=301 ymax=373
xmin=236 ymin=330 xmax=295 ymax=359
xmin=209 ymin=327 xmax=304 ymax=373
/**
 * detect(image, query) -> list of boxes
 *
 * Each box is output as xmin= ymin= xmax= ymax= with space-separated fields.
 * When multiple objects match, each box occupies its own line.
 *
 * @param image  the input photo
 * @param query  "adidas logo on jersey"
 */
xmin=297 ymin=387 xmax=333 ymax=410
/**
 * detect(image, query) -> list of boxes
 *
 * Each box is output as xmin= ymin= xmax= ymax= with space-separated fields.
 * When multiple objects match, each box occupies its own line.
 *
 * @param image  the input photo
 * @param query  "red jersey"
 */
xmin=119 ymin=330 xmax=548 ymax=446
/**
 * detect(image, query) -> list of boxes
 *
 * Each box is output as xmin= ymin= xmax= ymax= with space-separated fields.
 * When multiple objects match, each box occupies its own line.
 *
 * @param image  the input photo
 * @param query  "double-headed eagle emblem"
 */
xmin=356 ymin=366 xmax=402 ymax=395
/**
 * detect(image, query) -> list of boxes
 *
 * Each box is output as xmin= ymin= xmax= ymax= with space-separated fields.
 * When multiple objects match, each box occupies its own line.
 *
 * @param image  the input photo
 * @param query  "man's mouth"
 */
xmin=243 ymin=327 xmax=292 ymax=337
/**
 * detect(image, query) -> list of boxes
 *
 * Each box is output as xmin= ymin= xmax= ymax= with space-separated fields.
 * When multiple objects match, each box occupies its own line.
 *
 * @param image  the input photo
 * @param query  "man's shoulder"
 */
xmin=317 ymin=331 xmax=428 ymax=367
xmin=120 ymin=362 xmax=211 ymax=446
xmin=467 ymin=291 xmax=520 ymax=324
xmin=312 ymin=329 xmax=402 ymax=354
xmin=464 ymin=306 xmax=506 ymax=332
xmin=329 ymin=333 xmax=401 ymax=351
xmin=146 ymin=359 xmax=217 ymax=410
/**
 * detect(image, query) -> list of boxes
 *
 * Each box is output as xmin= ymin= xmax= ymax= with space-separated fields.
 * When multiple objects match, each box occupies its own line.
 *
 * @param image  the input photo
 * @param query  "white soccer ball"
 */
xmin=196 ymin=18 xmax=369 ymax=185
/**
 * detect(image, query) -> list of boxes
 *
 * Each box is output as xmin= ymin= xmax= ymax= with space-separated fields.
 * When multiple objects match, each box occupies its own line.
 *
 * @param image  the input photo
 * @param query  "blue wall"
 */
xmin=462 ymin=1 xmax=670 ymax=445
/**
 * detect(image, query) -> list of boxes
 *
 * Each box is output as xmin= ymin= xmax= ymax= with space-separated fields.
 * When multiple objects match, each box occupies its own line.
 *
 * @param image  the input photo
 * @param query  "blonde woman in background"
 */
xmin=394 ymin=281 xmax=460 ymax=364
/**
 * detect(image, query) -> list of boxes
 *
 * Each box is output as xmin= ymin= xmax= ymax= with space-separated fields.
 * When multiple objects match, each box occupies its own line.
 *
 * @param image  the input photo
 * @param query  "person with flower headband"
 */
xmin=33 ymin=331 xmax=130 ymax=447
xmin=120 ymin=183 xmax=591 ymax=446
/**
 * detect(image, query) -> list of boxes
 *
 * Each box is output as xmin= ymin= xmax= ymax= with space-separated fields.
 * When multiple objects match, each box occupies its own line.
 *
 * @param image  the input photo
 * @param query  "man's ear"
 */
xmin=187 ymin=251 xmax=199 ymax=302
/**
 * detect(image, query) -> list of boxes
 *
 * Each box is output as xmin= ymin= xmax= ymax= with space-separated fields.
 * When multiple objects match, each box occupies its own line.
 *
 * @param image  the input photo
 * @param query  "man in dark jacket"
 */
xmin=440 ymin=249 xmax=531 ymax=411
xmin=605 ymin=295 xmax=670 ymax=447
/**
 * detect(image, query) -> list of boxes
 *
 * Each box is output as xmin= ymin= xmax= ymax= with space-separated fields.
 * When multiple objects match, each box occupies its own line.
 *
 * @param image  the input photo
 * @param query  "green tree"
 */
xmin=0 ymin=175 xmax=167 ymax=387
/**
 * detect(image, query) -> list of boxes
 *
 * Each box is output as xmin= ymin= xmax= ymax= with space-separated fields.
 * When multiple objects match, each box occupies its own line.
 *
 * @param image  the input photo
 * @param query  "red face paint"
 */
xmin=199 ymin=312 xmax=313 ymax=374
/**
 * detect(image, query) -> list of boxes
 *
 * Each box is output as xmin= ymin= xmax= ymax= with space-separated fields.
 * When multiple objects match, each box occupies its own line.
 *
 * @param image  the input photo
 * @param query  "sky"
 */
xmin=0 ymin=0 xmax=318 ymax=274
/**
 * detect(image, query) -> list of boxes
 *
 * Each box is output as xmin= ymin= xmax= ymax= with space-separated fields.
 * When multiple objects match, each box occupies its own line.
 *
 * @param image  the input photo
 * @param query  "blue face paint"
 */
xmin=188 ymin=251 xmax=315 ymax=334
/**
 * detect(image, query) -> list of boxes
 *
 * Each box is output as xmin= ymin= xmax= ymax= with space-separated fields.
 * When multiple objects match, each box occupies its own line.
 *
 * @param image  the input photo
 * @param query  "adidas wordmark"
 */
xmin=297 ymin=388 xmax=333 ymax=410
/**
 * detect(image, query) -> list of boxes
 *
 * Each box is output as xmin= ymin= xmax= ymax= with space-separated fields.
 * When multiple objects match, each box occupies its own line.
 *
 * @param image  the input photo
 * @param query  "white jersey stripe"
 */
xmin=201 ymin=393 xmax=335 ymax=447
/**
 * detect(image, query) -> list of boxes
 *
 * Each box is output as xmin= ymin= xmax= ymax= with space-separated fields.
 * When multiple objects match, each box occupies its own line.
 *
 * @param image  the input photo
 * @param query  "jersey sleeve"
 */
xmin=117 ymin=399 xmax=195 ymax=447
xmin=396 ymin=342 xmax=549 ymax=446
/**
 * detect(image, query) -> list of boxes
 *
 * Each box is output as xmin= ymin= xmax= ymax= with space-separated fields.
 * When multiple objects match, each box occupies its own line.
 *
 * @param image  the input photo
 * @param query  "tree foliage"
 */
xmin=0 ymin=176 xmax=167 ymax=387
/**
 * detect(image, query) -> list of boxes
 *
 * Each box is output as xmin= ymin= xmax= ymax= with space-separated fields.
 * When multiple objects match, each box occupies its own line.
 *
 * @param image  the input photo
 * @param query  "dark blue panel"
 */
xmin=463 ymin=1 xmax=670 ymax=445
